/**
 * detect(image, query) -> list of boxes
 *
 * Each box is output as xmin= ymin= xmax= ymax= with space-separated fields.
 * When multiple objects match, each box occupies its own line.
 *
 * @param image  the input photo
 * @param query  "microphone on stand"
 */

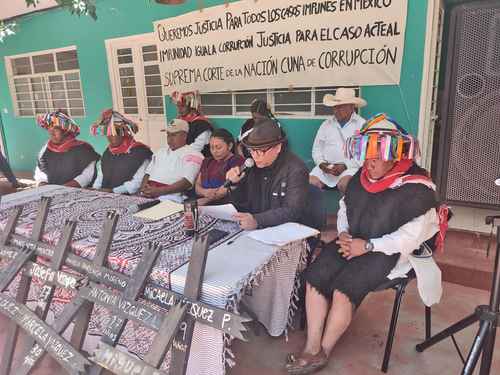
xmin=126 ymin=199 xmax=161 ymax=214
xmin=223 ymin=158 xmax=255 ymax=188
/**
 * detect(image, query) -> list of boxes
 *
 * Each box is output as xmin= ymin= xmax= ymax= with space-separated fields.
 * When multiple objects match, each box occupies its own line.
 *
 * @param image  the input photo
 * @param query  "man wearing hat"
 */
xmin=309 ymin=87 xmax=366 ymax=193
xmin=140 ymin=118 xmax=203 ymax=201
xmin=34 ymin=111 xmax=99 ymax=187
xmin=91 ymin=109 xmax=152 ymax=194
xmin=286 ymin=114 xmax=441 ymax=375
xmin=226 ymin=118 xmax=309 ymax=230
xmin=171 ymin=91 xmax=213 ymax=156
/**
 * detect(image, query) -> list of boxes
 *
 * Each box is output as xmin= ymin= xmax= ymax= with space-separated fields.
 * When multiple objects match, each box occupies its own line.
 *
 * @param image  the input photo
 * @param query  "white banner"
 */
xmin=154 ymin=0 xmax=407 ymax=93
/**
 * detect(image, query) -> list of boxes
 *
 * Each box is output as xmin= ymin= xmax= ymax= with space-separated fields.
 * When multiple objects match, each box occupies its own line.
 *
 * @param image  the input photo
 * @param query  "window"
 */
xmin=200 ymin=87 xmax=360 ymax=117
xmin=113 ymin=44 xmax=164 ymax=116
xmin=6 ymin=47 xmax=85 ymax=117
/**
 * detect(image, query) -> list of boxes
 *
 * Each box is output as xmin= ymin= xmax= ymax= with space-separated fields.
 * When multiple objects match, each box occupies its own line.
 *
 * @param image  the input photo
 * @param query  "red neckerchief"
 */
xmin=360 ymin=159 xmax=414 ymax=193
xmin=180 ymin=111 xmax=209 ymax=123
xmin=47 ymin=134 xmax=85 ymax=153
xmin=362 ymin=159 xmax=450 ymax=253
xmin=108 ymin=135 xmax=148 ymax=155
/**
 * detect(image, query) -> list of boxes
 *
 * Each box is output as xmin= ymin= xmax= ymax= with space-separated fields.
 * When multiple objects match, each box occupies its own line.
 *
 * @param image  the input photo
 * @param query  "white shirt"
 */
xmin=337 ymin=197 xmax=439 ymax=273
xmin=146 ymin=145 xmax=203 ymax=187
xmin=34 ymin=143 xmax=96 ymax=188
xmin=310 ymin=113 xmax=364 ymax=187
xmin=190 ymin=130 xmax=211 ymax=153
xmin=92 ymin=159 xmax=149 ymax=194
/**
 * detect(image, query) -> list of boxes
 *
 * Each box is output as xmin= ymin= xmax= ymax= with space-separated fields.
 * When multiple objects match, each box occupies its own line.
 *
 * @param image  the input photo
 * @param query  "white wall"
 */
xmin=0 ymin=0 xmax=57 ymax=20
xmin=449 ymin=206 xmax=499 ymax=234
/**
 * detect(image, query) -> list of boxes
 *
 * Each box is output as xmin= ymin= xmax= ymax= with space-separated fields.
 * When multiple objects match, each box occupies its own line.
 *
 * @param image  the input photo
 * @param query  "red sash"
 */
xmin=47 ymin=135 xmax=86 ymax=153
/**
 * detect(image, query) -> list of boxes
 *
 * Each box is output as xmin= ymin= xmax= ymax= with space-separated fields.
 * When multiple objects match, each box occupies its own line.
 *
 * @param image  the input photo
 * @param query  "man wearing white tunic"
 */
xmin=140 ymin=119 xmax=203 ymax=202
xmin=309 ymin=88 xmax=366 ymax=193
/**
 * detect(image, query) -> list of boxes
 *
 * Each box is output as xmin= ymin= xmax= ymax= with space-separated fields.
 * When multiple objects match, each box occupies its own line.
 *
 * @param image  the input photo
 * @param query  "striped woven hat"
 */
xmin=90 ymin=109 xmax=138 ymax=136
xmin=37 ymin=111 xmax=80 ymax=135
xmin=345 ymin=113 xmax=420 ymax=161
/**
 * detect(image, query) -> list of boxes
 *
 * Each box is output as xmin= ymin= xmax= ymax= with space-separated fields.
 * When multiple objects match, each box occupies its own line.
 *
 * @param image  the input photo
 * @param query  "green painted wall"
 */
xmin=0 ymin=0 xmax=429 ymax=172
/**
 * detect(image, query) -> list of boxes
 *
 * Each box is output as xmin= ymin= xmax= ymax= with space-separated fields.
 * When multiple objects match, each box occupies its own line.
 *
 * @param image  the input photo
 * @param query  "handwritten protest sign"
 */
xmin=154 ymin=0 xmax=408 ymax=93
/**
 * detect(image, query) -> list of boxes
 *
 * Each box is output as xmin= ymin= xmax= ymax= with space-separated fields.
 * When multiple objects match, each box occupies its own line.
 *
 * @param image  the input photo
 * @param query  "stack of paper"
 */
xmin=246 ymin=222 xmax=319 ymax=246
xmin=133 ymin=200 xmax=183 ymax=220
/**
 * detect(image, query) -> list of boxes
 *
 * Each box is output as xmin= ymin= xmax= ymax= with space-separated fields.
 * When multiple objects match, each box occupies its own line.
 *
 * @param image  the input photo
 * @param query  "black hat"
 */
xmin=241 ymin=119 xmax=286 ymax=149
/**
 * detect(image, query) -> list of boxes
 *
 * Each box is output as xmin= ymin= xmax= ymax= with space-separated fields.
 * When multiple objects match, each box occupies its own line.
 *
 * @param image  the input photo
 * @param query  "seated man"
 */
xmin=309 ymin=88 xmax=366 ymax=193
xmin=171 ymin=91 xmax=213 ymax=156
xmin=34 ymin=111 xmax=99 ymax=187
xmin=285 ymin=114 xmax=440 ymax=374
xmin=140 ymin=119 xmax=203 ymax=202
xmin=226 ymin=118 xmax=309 ymax=230
xmin=91 ymin=109 xmax=152 ymax=194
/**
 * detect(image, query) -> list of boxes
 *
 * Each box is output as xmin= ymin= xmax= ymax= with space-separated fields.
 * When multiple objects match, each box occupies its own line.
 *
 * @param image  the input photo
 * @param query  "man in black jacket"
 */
xmin=226 ymin=118 xmax=309 ymax=230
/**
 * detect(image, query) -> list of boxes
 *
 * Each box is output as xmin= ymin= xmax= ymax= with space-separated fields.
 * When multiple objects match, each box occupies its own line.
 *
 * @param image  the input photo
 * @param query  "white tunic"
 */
xmin=145 ymin=145 xmax=204 ymax=200
xmin=310 ymin=113 xmax=365 ymax=187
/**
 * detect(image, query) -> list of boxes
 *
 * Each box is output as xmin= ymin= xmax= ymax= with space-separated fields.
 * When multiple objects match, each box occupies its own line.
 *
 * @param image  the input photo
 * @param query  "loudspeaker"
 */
xmin=437 ymin=0 xmax=500 ymax=209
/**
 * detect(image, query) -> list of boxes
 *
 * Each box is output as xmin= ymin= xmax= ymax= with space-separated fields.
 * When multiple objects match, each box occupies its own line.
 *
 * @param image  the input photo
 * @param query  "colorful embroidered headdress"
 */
xmin=171 ymin=91 xmax=201 ymax=111
xmin=90 ymin=109 xmax=138 ymax=136
xmin=37 ymin=111 xmax=80 ymax=135
xmin=345 ymin=113 xmax=420 ymax=161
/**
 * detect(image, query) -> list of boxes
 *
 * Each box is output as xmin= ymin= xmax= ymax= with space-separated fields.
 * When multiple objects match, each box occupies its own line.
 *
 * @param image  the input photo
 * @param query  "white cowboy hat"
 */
xmin=323 ymin=87 xmax=367 ymax=108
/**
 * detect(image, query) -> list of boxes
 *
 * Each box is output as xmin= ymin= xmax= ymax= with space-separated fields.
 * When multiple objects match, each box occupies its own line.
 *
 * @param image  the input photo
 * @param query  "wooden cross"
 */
xmin=15 ymin=211 xmax=119 ymax=375
xmin=90 ymin=233 xmax=249 ymax=375
xmin=1 ymin=220 xmax=250 ymax=342
xmin=85 ymin=240 xmax=163 ymax=375
xmin=0 ymin=205 xmax=250 ymax=374
xmin=0 ymin=197 xmax=90 ymax=375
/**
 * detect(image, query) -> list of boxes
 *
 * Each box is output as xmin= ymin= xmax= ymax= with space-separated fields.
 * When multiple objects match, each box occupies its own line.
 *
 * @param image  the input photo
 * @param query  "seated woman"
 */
xmin=195 ymin=129 xmax=244 ymax=205
xmin=34 ymin=111 xmax=99 ymax=187
xmin=285 ymin=114 xmax=441 ymax=374
xmin=91 ymin=109 xmax=152 ymax=194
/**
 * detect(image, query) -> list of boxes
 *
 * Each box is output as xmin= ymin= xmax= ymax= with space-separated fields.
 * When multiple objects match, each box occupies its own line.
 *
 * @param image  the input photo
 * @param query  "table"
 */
xmin=0 ymin=186 xmax=308 ymax=375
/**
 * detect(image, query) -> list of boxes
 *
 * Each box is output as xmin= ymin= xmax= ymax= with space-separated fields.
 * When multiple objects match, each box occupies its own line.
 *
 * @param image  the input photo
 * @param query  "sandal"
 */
xmin=285 ymin=350 xmax=328 ymax=375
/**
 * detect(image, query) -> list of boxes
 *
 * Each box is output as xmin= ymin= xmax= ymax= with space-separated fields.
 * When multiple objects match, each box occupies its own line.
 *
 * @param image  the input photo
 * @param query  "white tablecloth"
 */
xmin=170 ymin=235 xmax=307 ymax=374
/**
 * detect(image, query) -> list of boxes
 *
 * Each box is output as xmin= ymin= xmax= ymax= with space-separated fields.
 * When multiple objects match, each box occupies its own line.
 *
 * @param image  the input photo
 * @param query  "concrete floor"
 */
xmin=230 ymin=282 xmax=499 ymax=375
xmin=0 ymin=282 xmax=498 ymax=374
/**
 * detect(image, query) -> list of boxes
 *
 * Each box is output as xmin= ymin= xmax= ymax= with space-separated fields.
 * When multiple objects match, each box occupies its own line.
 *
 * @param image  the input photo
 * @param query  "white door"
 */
xmin=105 ymin=33 xmax=166 ymax=151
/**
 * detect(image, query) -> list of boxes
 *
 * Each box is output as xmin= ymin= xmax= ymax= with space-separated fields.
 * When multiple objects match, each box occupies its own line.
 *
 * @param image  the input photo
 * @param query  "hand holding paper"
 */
xmin=199 ymin=204 xmax=238 ymax=221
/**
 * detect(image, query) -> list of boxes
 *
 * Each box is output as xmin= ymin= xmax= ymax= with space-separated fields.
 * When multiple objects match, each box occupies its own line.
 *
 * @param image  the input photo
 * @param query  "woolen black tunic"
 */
xmin=303 ymin=164 xmax=437 ymax=307
xmin=38 ymin=143 xmax=99 ymax=186
xmin=100 ymin=146 xmax=152 ymax=190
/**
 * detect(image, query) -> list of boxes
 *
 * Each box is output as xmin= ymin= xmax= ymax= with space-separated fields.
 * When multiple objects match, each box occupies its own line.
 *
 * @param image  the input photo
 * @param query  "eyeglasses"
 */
xmin=248 ymin=146 xmax=274 ymax=157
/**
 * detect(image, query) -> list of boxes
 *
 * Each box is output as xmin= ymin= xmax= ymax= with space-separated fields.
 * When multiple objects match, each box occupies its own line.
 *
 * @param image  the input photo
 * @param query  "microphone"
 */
xmin=223 ymin=158 xmax=255 ymax=188
xmin=126 ymin=199 xmax=161 ymax=214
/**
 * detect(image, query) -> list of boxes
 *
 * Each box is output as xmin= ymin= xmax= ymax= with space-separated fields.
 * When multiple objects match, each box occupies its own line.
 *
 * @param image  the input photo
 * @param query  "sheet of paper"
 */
xmin=199 ymin=204 xmax=238 ymax=221
xmin=133 ymin=200 xmax=183 ymax=220
xmin=159 ymin=194 xmax=184 ymax=203
xmin=246 ymin=222 xmax=319 ymax=246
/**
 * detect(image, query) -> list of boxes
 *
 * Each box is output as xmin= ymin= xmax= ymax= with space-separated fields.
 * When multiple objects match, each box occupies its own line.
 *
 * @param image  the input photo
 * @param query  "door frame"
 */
xmin=105 ymin=32 xmax=157 ymax=117
xmin=104 ymin=32 xmax=166 ymax=149
xmin=417 ymin=0 xmax=445 ymax=170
